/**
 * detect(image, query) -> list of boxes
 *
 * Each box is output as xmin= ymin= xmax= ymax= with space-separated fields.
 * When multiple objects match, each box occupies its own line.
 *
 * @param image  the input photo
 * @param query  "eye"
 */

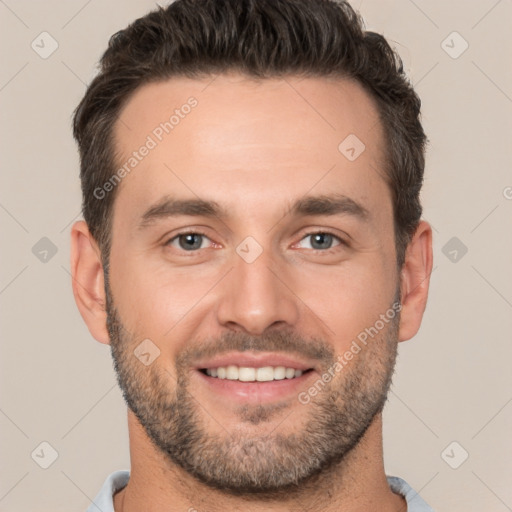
xmin=166 ymin=231 xmax=211 ymax=251
xmin=296 ymin=231 xmax=343 ymax=251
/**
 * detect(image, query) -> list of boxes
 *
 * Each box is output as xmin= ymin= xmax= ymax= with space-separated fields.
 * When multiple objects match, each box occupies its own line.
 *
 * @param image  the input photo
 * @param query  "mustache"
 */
xmin=175 ymin=329 xmax=336 ymax=370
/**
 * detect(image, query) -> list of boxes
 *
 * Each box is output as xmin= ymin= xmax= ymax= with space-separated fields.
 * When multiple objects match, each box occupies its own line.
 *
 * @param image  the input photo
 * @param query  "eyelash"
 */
xmin=165 ymin=229 xmax=347 ymax=254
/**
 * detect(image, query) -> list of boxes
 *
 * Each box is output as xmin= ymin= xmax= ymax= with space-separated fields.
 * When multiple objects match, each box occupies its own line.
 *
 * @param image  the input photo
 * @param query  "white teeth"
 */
xmin=239 ymin=367 xmax=256 ymax=381
xmin=226 ymin=365 xmax=239 ymax=380
xmin=204 ymin=365 xmax=307 ymax=382
xmin=285 ymin=368 xmax=295 ymax=379
xmin=256 ymin=366 xmax=274 ymax=382
xmin=273 ymin=366 xmax=286 ymax=380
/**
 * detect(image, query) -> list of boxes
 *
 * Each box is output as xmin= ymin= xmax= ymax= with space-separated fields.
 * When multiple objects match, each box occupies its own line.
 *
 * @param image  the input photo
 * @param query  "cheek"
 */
xmin=293 ymin=258 xmax=397 ymax=348
xmin=109 ymin=252 xmax=215 ymax=341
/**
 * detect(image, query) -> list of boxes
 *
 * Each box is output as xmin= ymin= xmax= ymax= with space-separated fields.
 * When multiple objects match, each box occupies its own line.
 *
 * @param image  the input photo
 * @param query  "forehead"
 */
xmin=111 ymin=73 xmax=390 ymax=226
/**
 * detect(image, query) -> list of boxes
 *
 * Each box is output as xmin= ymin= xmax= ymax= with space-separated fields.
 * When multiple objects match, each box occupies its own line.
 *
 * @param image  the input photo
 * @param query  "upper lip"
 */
xmin=195 ymin=352 xmax=316 ymax=371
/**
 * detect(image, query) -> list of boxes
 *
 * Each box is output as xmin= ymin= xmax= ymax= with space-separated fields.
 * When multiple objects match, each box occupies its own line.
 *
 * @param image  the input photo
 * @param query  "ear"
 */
xmin=398 ymin=220 xmax=433 ymax=342
xmin=70 ymin=221 xmax=110 ymax=344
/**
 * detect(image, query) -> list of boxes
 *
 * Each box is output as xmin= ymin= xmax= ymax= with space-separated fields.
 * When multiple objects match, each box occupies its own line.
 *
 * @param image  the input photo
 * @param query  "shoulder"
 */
xmin=386 ymin=475 xmax=436 ymax=512
xmin=85 ymin=470 xmax=130 ymax=512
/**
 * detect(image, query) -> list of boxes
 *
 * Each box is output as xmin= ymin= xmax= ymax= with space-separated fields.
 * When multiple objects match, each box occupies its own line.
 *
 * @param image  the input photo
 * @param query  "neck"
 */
xmin=114 ymin=410 xmax=406 ymax=512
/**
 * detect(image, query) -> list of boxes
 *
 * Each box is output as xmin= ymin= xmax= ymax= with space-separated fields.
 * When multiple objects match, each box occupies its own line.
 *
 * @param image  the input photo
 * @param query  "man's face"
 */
xmin=106 ymin=74 xmax=401 ymax=493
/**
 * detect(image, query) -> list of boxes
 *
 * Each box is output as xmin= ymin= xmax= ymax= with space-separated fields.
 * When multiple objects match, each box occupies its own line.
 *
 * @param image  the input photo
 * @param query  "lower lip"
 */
xmin=194 ymin=370 xmax=315 ymax=403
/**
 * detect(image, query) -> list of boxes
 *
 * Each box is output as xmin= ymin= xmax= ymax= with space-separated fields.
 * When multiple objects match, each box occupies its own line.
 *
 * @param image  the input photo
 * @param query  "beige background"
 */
xmin=1 ymin=0 xmax=511 ymax=511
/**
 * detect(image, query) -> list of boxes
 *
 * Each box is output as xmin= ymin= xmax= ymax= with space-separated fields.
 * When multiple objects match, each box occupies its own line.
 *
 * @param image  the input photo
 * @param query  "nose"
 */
xmin=215 ymin=244 xmax=300 ymax=336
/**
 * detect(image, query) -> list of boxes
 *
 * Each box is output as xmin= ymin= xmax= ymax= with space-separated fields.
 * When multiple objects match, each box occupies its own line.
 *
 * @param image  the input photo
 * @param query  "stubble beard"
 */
xmin=106 ymin=281 xmax=400 ymax=496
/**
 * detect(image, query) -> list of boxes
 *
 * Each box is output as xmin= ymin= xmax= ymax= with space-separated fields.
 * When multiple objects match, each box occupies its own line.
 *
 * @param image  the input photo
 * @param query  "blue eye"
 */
xmin=165 ymin=230 xmax=345 ymax=254
xmin=297 ymin=232 xmax=343 ymax=251
xmin=168 ymin=232 xmax=210 ymax=251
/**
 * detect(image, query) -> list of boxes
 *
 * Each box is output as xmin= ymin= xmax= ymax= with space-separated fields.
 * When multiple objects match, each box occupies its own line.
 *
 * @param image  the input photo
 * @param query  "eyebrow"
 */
xmin=290 ymin=193 xmax=370 ymax=221
xmin=138 ymin=193 xmax=370 ymax=228
xmin=139 ymin=197 xmax=228 ymax=228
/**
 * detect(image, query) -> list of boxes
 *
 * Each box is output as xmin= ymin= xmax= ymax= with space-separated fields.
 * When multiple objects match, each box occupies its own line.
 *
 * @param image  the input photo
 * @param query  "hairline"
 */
xmin=98 ymin=71 xmax=405 ymax=270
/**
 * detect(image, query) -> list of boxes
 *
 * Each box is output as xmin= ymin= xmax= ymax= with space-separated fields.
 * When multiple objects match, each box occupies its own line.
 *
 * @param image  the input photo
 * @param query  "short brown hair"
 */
xmin=73 ymin=0 xmax=426 ymax=268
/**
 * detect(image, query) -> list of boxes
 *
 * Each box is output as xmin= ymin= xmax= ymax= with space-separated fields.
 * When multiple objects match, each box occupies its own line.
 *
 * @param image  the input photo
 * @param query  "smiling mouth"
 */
xmin=199 ymin=365 xmax=314 ymax=382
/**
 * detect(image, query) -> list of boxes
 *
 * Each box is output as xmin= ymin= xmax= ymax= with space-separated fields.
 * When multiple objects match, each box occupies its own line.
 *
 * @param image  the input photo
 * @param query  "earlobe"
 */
xmin=70 ymin=221 xmax=110 ymax=345
xmin=397 ymin=220 xmax=433 ymax=342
